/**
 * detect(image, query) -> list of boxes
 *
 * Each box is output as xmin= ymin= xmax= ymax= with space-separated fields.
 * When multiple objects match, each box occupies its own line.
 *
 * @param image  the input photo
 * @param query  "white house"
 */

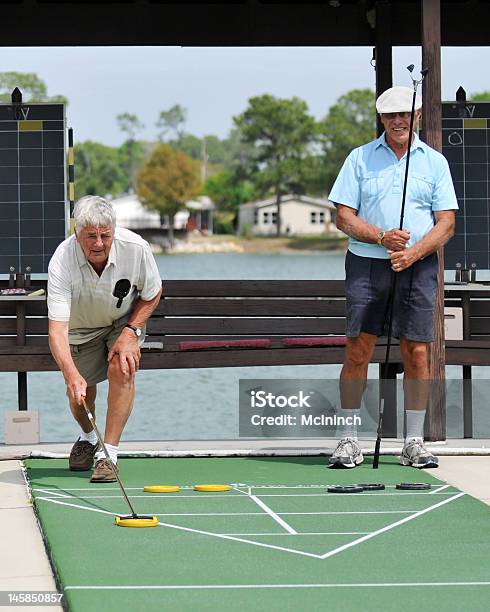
xmin=238 ymin=194 xmax=338 ymax=236
xmin=109 ymin=193 xmax=214 ymax=232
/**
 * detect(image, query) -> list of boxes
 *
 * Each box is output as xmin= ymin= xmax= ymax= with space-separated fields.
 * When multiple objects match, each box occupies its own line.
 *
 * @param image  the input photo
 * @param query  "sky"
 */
xmin=2 ymin=46 xmax=489 ymax=147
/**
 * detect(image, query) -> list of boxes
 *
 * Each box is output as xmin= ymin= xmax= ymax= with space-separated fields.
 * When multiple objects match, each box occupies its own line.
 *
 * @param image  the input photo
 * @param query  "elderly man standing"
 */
xmin=47 ymin=196 xmax=162 ymax=482
xmin=328 ymin=86 xmax=458 ymax=470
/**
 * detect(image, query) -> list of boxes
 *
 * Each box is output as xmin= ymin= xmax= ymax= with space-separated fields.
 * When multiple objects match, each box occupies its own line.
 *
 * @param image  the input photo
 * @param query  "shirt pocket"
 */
xmin=409 ymin=172 xmax=434 ymax=203
xmin=360 ymin=174 xmax=385 ymax=201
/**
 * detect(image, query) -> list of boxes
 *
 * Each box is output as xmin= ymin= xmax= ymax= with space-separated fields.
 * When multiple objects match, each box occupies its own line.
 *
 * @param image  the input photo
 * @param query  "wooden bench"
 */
xmin=0 ymin=278 xmax=401 ymax=370
xmin=1 ymin=278 xmax=489 ymax=439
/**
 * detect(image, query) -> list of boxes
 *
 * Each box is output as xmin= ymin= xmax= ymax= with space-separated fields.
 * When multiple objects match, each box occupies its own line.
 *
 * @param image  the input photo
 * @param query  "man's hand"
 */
xmin=108 ymin=328 xmax=141 ymax=376
xmin=382 ymin=228 xmax=411 ymax=251
xmin=65 ymin=370 xmax=88 ymax=406
xmin=388 ymin=246 xmax=420 ymax=272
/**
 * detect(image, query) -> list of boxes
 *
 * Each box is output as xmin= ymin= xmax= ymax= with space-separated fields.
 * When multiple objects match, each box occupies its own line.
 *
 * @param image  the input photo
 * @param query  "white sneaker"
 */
xmin=328 ymin=437 xmax=364 ymax=469
xmin=400 ymin=438 xmax=439 ymax=469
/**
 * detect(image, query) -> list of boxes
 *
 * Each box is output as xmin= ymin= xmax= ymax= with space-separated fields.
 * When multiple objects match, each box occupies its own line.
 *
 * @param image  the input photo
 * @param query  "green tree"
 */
xmin=234 ymin=95 xmax=317 ymax=236
xmin=204 ymin=170 xmax=257 ymax=213
xmin=156 ymin=104 xmax=187 ymax=141
xmin=470 ymin=91 xmax=490 ymax=101
xmin=74 ymin=141 xmax=127 ymax=198
xmin=117 ymin=140 xmax=151 ymax=193
xmin=168 ymin=133 xmax=202 ymax=160
xmin=117 ymin=113 xmax=145 ymax=141
xmin=318 ymin=88 xmax=376 ymax=191
xmin=136 ymin=144 xmax=201 ymax=245
xmin=116 ymin=113 xmax=145 ymax=190
xmin=0 ymin=71 xmax=67 ymax=104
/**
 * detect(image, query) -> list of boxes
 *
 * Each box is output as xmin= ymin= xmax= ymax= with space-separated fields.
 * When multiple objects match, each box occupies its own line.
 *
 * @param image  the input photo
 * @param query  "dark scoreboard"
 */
xmin=0 ymin=103 xmax=67 ymax=274
xmin=442 ymin=101 xmax=490 ymax=272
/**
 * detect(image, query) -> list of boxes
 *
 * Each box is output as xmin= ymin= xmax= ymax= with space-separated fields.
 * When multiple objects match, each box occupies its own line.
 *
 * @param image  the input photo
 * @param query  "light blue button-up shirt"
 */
xmin=328 ymin=132 xmax=458 ymax=259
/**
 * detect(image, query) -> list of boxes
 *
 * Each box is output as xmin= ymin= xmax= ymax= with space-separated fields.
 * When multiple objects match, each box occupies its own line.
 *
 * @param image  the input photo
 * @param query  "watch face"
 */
xmin=126 ymin=324 xmax=141 ymax=337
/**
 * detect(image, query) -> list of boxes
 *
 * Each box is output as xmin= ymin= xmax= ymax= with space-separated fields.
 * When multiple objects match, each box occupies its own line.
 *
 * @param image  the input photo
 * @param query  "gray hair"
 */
xmin=73 ymin=195 xmax=116 ymax=229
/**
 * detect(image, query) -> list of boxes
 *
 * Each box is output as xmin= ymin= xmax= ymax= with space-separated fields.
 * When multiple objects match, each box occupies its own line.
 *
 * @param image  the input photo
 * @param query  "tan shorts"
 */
xmin=70 ymin=320 xmax=145 ymax=386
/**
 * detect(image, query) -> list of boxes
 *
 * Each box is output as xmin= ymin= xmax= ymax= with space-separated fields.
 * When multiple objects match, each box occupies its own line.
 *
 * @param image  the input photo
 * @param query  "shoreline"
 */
xmin=151 ymin=234 xmax=348 ymax=255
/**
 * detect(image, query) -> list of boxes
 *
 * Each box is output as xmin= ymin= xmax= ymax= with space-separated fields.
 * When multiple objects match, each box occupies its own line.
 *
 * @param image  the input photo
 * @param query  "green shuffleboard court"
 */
xmin=25 ymin=456 xmax=490 ymax=611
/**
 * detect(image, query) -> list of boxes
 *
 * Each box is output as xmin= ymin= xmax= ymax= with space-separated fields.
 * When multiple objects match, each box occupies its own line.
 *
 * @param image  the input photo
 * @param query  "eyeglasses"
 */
xmin=382 ymin=111 xmax=411 ymax=119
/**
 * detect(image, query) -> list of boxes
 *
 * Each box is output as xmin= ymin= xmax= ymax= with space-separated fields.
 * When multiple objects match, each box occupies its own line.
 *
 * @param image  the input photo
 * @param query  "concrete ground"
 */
xmin=1 ymin=439 xmax=489 ymax=600
xmin=0 ymin=460 xmax=62 ymax=611
xmin=437 ymin=456 xmax=490 ymax=506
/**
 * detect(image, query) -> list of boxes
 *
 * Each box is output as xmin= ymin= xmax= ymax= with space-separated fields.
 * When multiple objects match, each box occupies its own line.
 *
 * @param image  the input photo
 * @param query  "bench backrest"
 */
xmin=445 ymin=288 xmax=490 ymax=339
xmin=146 ymin=280 xmax=347 ymax=343
xmin=0 ymin=279 xmax=348 ymax=347
xmin=1 ymin=279 xmax=489 ymax=346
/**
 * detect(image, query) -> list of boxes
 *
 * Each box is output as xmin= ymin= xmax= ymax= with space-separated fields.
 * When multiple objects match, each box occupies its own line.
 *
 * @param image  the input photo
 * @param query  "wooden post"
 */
xmin=379 ymin=363 xmax=398 ymax=437
xmin=16 ymin=301 xmax=28 ymax=411
xmin=422 ymin=0 xmax=446 ymax=441
xmin=375 ymin=1 xmax=393 ymax=137
xmin=461 ymin=293 xmax=473 ymax=438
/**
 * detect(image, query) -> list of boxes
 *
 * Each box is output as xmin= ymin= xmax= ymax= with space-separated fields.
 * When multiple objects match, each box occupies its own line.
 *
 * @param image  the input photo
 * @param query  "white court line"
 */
xmin=249 ymin=494 xmax=297 ymax=534
xmin=32 ymin=501 xmax=421 ymax=518
xmin=35 ymin=492 xmax=465 ymax=561
xmin=33 ymin=492 xmax=458 ymax=500
xmin=36 ymin=497 xmax=114 ymax=516
xmin=64 ymin=581 xmax=490 ymax=591
xmin=33 ymin=483 xmax=454 ymax=492
xmin=34 ymin=488 xmax=72 ymax=498
xmin=222 ymin=532 xmax=369 ymax=536
xmin=65 ymin=581 xmax=490 ymax=591
xmin=143 ymin=511 xmax=416 ymax=517
xmin=35 ymin=495 xmax=323 ymax=559
xmin=429 ymin=484 xmax=450 ymax=494
xmin=156 ymin=521 xmax=323 ymax=559
xmin=318 ymin=493 xmax=465 ymax=560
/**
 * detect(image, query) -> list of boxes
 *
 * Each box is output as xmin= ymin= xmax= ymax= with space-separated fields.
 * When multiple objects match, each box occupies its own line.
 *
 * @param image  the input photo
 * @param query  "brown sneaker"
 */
xmin=69 ymin=438 xmax=98 ymax=471
xmin=90 ymin=458 xmax=119 ymax=483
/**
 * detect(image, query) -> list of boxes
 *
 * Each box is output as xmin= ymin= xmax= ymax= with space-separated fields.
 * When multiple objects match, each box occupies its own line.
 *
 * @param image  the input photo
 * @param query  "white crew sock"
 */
xmin=79 ymin=429 xmax=97 ymax=446
xmin=96 ymin=443 xmax=119 ymax=464
xmin=339 ymin=408 xmax=361 ymax=440
xmin=405 ymin=409 xmax=426 ymax=443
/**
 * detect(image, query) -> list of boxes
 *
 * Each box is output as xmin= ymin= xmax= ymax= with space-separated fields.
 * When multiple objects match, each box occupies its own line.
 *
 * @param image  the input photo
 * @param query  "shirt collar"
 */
xmin=376 ymin=131 xmax=425 ymax=154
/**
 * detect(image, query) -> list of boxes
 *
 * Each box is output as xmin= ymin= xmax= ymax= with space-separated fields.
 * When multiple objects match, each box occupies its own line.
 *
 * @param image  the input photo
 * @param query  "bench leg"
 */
xmin=379 ymin=363 xmax=398 ymax=438
xmin=463 ymin=365 xmax=473 ymax=438
xmin=18 ymin=372 xmax=28 ymax=411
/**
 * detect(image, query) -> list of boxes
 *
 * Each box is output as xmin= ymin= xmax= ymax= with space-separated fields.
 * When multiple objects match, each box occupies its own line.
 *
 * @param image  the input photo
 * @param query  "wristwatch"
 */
xmin=125 ymin=323 xmax=142 ymax=338
xmin=376 ymin=231 xmax=386 ymax=246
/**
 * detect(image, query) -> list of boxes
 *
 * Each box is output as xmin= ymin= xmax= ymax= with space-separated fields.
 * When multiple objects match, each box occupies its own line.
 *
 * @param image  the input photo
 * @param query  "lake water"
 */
xmin=1 ymin=252 xmax=488 ymax=442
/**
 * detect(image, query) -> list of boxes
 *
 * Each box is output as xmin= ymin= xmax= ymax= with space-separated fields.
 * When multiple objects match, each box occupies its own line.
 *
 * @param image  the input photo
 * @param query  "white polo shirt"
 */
xmin=47 ymin=227 xmax=162 ymax=344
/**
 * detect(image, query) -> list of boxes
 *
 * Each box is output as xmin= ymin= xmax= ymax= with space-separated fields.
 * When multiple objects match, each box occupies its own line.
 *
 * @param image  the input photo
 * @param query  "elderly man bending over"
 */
xmin=48 ymin=195 xmax=162 ymax=482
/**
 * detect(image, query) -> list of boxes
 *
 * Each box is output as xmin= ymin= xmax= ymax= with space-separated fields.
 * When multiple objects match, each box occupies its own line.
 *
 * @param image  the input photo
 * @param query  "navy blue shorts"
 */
xmin=345 ymin=250 xmax=438 ymax=342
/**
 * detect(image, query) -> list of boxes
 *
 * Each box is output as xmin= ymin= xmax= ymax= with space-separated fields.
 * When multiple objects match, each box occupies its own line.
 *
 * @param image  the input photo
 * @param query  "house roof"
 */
xmin=240 ymin=194 xmax=335 ymax=211
xmin=109 ymin=193 xmax=189 ymax=229
xmin=186 ymin=195 xmax=215 ymax=211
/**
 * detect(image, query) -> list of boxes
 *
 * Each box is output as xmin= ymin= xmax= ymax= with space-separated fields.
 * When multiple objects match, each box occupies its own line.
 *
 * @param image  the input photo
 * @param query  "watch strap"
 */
xmin=125 ymin=323 xmax=141 ymax=336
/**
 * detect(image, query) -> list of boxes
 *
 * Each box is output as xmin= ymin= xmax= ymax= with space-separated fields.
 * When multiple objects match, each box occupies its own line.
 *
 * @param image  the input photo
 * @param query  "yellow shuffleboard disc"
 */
xmin=194 ymin=484 xmax=231 ymax=492
xmin=115 ymin=516 xmax=159 ymax=528
xmin=143 ymin=485 xmax=180 ymax=493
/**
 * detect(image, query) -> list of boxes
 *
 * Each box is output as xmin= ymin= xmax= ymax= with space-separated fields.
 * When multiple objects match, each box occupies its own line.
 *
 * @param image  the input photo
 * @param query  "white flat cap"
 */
xmin=376 ymin=86 xmax=422 ymax=114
